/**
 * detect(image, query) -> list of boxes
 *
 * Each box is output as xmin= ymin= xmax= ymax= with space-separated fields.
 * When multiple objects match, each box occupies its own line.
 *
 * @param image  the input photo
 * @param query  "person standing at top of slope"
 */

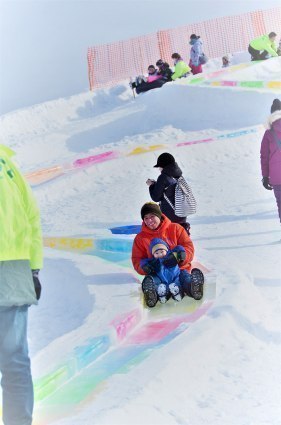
xmin=0 ymin=144 xmax=43 ymax=425
xmin=146 ymin=153 xmax=192 ymax=235
xmin=248 ymin=32 xmax=278 ymax=61
xmin=260 ymin=98 xmax=281 ymax=223
xmin=170 ymin=53 xmax=191 ymax=80
xmin=132 ymin=202 xmax=204 ymax=308
xmin=189 ymin=34 xmax=205 ymax=75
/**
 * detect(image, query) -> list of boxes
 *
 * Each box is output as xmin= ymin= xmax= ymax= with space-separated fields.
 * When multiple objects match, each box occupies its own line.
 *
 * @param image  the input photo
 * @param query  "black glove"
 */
xmin=262 ymin=177 xmax=273 ymax=190
xmin=174 ymin=249 xmax=186 ymax=263
xmin=141 ymin=258 xmax=161 ymax=274
xmin=162 ymin=252 xmax=178 ymax=268
xmin=32 ymin=269 xmax=42 ymax=300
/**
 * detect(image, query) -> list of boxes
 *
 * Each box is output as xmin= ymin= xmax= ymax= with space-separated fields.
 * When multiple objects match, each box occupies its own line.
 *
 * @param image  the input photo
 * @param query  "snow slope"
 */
xmin=0 ymin=57 xmax=281 ymax=425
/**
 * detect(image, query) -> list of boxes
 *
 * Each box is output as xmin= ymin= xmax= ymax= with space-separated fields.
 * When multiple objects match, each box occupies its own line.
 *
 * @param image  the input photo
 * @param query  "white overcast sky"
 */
xmin=0 ymin=0 xmax=280 ymax=115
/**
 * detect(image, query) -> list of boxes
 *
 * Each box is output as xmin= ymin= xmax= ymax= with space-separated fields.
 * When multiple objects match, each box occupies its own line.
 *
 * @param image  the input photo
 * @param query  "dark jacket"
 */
xmin=136 ymin=78 xmax=166 ymax=94
xmin=158 ymin=63 xmax=173 ymax=82
xmin=149 ymin=162 xmax=187 ymax=224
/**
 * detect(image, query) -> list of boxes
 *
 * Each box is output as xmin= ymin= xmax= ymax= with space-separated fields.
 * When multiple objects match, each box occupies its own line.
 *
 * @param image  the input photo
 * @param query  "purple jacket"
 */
xmin=260 ymin=113 xmax=281 ymax=185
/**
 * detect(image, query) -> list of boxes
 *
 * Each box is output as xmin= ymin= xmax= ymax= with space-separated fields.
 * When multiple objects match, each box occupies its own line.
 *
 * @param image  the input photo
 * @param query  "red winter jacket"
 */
xmin=131 ymin=214 xmax=194 ymax=275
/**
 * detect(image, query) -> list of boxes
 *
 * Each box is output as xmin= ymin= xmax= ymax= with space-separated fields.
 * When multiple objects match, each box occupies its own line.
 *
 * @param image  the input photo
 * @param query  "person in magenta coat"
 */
xmin=260 ymin=98 xmax=281 ymax=223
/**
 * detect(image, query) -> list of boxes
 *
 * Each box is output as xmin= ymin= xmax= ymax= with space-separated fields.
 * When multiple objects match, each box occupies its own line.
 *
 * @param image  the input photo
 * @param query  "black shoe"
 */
xmin=190 ymin=268 xmax=204 ymax=300
xmin=142 ymin=277 xmax=158 ymax=308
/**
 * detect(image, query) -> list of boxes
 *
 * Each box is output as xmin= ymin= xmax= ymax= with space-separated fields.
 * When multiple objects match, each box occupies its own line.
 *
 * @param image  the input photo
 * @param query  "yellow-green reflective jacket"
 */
xmin=250 ymin=34 xmax=278 ymax=57
xmin=0 ymin=144 xmax=43 ymax=269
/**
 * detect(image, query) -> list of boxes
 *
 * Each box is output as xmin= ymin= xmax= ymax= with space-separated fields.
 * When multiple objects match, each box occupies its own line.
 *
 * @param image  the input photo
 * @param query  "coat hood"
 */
xmin=161 ymin=162 xmax=182 ymax=178
xmin=267 ymin=110 xmax=281 ymax=128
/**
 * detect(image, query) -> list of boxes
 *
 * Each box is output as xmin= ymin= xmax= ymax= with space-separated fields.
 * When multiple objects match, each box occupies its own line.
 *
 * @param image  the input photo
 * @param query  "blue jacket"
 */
xmin=154 ymin=251 xmax=181 ymax=284
xmin=140 ymin=238 xmax=185 ymax=284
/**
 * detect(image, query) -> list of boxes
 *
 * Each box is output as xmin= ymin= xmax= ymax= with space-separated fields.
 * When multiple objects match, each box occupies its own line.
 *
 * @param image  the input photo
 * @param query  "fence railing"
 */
xmin=87 ymin=7 xmax=281 ymax=90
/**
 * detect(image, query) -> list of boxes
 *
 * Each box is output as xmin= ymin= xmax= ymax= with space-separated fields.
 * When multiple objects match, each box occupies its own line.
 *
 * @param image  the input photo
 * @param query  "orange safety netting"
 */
xmin=87 ymin=7 xmax=281 ymax=91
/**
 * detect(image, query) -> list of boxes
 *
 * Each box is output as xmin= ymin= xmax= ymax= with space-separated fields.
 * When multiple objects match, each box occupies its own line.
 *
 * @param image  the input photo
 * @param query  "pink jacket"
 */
xmin=260 ymin=112 xmax=281 ymax=185
xmin=147 ymin=74 xmax=163 ymax=83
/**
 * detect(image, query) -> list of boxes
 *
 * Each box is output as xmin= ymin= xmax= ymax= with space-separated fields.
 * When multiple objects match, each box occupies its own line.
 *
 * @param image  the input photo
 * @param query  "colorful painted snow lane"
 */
xmin=25 ymin=127 xmax=259 ymax=186
xmin=31 ymin=234 xmax=215 ymax=424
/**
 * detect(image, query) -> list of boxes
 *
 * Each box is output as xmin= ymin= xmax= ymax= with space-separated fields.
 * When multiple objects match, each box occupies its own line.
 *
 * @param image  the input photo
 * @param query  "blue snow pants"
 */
xmin=0 ymin=305 xmax=33 ymax=425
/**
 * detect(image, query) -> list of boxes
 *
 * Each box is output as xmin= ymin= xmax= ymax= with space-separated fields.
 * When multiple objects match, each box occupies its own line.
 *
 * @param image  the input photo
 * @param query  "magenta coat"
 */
xmin=260 ymin=113 xmax=281 ymax=185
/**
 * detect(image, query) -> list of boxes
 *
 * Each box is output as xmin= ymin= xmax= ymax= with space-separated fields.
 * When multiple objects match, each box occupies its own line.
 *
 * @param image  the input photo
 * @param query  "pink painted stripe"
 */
xmin=73 ymin=151 xmax=119 ymax=168
xmin=110 ymin=308 xmax=142 ymax=341
xmin=220 ymin=80 xmax=238 ymax=87
xmin=176 ymin=138 xmax=214 ymax=147
xmin=127 ymin=301 xmax=212 ymax=345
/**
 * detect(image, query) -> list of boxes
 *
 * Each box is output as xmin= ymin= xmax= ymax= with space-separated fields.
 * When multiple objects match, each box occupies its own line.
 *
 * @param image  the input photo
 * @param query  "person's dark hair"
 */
xmin=171 ymin=53 xmax=181 ymax=60
xmin=156 ymin=59 xmax=164 ymax=66
xmin=190 ymin=34 xmax=199 ymax=39
xmin=148 ymin=65 xmax=155 ymax=70
xmin=271 ymin=98 xmax=281 ymax=113
xmin=269 ymin=32 xmax=277 ymax=38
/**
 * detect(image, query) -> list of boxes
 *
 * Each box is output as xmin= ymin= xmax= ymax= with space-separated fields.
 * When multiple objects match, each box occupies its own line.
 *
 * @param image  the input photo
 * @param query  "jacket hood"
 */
xmin=161 ymin=162 xmax=182 ymax=178
xmin=267 ymin=111 xmax=281 ymax=129
xmin=0 ymin=144 xmax=15 ymax=158
xmin=190 ymin=38 xmax=202 ymax=46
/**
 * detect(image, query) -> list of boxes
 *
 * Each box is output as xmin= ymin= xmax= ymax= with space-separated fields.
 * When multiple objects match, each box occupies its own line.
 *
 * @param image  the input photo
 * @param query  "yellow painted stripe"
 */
xmin=126 ymin=144 xmax=166 ymax=156
xmin=44 ymin=237 xmax=94 ymax=251
xmin=267 ymin=81 xmax=281 ymax=89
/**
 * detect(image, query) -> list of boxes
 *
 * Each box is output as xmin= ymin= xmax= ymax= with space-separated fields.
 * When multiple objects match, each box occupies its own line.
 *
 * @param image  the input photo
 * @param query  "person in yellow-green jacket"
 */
xmin=171 ymin=53 xmax=191 ymax=80
xmin=248 ymin=32 xmax=278 ymax=61
xmin=0 ymin=144 xmax=43 ymax=425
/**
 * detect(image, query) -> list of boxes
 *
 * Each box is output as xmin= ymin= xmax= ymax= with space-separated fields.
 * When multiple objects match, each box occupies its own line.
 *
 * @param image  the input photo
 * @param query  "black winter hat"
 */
xmin=153 ymin=152 xmax=175 ymax=168
xmin=156 ymin=59 xmax=164 ymax=66
xmin=271 ymin=98 xmax=281 ymax=113
xmin=141 ymin=202 xmax=162 ymax=220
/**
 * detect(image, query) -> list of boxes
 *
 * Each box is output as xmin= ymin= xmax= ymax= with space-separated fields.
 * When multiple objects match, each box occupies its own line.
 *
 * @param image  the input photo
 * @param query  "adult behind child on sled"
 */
xmin=131 ymin=202 xmax=204 ymax=308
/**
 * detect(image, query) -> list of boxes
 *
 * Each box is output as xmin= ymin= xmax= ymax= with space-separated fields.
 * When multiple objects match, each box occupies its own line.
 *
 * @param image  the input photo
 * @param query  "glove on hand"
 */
xmin=162 ymin=252 xmax=178 ymax=268
xmin=141 ymin=258 xmax=161 ymax=275
xmin=32 ymin=269 xmax=42 ymax=300
xmin=262 ymin=177 xmax=273 ymax=190
xmin=174 ymin=249 xmax=186 ymax=263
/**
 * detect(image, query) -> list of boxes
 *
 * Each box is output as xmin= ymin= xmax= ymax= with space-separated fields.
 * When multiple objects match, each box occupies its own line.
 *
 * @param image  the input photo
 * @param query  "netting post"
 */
xmin=87 ymin=47 xmax=95 ymax=91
